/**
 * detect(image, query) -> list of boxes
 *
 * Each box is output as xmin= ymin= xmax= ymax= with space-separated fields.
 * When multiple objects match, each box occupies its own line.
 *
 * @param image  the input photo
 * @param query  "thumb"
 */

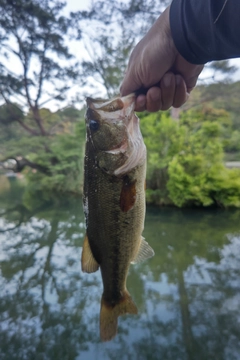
xmin=120 ymin=7 xmax=175 ymax=96
xmin=120 ymin=37 xmax=172 ymax=96
xmin=120 ymin=69 xmax=141 ymax=96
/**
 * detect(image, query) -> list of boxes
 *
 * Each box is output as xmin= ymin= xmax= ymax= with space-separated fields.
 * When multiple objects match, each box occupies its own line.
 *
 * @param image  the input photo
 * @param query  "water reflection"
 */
xmin=0 ymin=180 xmax=240 ymax=359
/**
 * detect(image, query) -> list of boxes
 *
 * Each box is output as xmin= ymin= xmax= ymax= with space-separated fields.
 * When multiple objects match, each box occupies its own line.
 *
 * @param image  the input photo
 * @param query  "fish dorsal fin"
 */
xmin=131 ymin=237 xmax=155 ymax=264
xmin=81 ymin=234 xmax=99 ymax=273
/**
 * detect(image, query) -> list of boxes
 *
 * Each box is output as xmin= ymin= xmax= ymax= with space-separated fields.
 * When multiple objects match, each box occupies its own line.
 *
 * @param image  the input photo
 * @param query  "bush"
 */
xmin=140 ymin=106 xmax=240 ymax=208
xmin=26 ymin=121 xmax=86 ymax=194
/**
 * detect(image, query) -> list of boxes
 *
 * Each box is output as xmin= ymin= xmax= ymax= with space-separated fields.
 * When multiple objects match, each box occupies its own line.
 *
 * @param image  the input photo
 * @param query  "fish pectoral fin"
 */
xmin=81 ymin=234 xmax=99 ymax=273
xmin=131 ymin=236 xmax=155 ymax=264
xmin=100 ymin=290 xmax=138 ymax=342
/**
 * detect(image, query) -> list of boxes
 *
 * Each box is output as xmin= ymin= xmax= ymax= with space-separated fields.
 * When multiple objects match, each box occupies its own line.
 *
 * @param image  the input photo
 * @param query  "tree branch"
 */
xmin=16 ymin=117 xmax=40 ymax=135
xmin=35 ymin=39 xmax=48 ymax=106
xmin=0 ymin=156 xmax=50 ymax=175
xmin=13 ymin=27 xmax=47 ymax=135
xmin=31 ymin=106 xmax=48 ymax=136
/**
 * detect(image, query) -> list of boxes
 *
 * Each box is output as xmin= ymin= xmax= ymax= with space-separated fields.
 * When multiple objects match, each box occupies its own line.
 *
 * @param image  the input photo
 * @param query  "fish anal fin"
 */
xmin=100 ymin=290 xmax=138 ymax=342
xmin=81 ymin=234 xmax=99 ymax=273
xmin=131 ymin=236 xmax=155 ymax=264
xmin=120 ymin=177 xmax=137 ymax=212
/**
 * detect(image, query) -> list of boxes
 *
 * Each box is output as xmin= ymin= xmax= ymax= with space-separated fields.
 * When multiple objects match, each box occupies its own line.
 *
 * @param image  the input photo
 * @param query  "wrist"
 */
xmin=154 ymin=6 xmax=178 ymax=63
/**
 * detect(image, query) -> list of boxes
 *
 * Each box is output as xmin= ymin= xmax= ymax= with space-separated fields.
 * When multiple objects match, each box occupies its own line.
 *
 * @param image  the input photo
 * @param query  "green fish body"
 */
xmin=82 ymin=94 xmax=154 ymax=341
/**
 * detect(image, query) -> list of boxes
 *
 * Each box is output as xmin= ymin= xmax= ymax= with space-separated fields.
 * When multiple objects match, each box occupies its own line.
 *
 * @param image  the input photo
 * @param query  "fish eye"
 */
xmin=89 ymin=119 xmax=100 ymax=132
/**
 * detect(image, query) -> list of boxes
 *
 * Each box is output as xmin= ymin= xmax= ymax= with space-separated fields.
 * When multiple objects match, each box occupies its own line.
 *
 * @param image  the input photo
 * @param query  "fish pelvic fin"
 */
xmin=81 ymin=234 xmax=99 ymax=273
xmin=131 ymin=236 xmax=155 ymax=264
xmin=100 ymin=290 xmax=138 ymax=342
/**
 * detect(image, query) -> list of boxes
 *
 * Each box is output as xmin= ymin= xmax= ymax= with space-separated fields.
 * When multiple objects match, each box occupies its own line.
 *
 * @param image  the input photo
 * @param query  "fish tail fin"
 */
xmin=100 ymin=290 xmax=138 ymax=342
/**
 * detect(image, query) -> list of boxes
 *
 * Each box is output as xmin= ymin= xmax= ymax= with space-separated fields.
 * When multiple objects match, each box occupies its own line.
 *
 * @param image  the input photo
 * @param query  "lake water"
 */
xmin=0 ymin=178 xmax=240 ymax=360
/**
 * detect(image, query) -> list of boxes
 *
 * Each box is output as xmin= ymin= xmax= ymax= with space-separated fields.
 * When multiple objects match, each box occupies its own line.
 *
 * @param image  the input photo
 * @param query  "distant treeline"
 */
xmin=1 ymin=82 xmax=240 ymax=207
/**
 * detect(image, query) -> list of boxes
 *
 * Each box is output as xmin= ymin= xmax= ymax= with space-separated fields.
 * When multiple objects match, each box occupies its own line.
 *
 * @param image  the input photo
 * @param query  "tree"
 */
xmin=0 ymin=0 xmax=172 ymax=192
xmin=167 ymin=108 xmax=240 ymax=207
xmin=139 ymin=111 xmax=184 ymax=205
xmin=1 ymin=0 xmax=239 ymax=196
xmin=0 ymin=0 xmax=80 ymax=120
xmin=138 ymin=107 xmax=240 ymax=208
xmin=0 ymin=0 xmax=87 ymax=190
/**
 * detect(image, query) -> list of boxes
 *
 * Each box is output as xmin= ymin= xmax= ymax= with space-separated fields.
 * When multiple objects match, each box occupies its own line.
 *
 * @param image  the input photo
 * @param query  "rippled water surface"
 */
xmin=1 ymin=178 xmax=240 ymax=360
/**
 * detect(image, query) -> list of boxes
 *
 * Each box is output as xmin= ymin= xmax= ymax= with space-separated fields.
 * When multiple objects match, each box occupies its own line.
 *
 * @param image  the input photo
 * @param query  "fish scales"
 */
xmin=85 ymin=146 xmax=146 ymax=298
xmin=81 ymin=94 xmax=154 ymax=341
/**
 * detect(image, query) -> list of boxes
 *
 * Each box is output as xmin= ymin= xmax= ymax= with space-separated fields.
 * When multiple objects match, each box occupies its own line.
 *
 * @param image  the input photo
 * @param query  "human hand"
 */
xmin=120 ymin=6 xmax=204 ymax=112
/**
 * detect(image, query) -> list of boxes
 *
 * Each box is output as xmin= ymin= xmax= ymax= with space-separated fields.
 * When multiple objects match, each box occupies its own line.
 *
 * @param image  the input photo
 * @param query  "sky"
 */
xmin=64 ymin=0 xmax=240 ymax=89
xmin=64 ymin=0 xmax=91 ymax=12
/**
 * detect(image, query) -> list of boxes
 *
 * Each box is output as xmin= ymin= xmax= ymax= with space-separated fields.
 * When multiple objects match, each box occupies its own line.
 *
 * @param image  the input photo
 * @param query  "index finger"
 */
xmin=120 ymin=74 xmax=141 ymax=97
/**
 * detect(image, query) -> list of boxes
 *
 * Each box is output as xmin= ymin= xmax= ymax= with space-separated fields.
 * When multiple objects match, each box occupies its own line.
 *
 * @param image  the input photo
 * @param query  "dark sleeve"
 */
xmin=170 ymin=0 xmax=240 ymax=64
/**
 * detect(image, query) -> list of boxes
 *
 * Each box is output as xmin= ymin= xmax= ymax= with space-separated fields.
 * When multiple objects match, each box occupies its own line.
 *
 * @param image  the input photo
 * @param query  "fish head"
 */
xmin=85 ymin=94 xmax=146 ymax=176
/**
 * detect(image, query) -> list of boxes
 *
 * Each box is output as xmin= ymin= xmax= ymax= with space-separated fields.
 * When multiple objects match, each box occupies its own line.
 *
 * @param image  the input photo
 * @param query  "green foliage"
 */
xmin=224 ymin=130 xmax=240 ymax=153
xmin=0 ymin=103 xmax=24 ymax=125
xmin=25 ymin=120 xmax=86 ymax=195
xmin=167 ymin=159 xmax=240 ymax=208
xmin=168 ymin=110 xmax=240 ymax=207
xmin=0 ymin=0 xmax=88 ymax=194
xmin=139 ymin=111 xmax=182 ymax=205
xmin=0 ymin=0 xmax=239 ymax=208
xmin=140 ymin=111 xmax=182 ymax=168
xmin=0 ymin=105 xmax=86 ymax=194
xmin=186 ymin=82 xmax=240 ymax=157
xmin=140 ymin=105 xmax=240 ymax=208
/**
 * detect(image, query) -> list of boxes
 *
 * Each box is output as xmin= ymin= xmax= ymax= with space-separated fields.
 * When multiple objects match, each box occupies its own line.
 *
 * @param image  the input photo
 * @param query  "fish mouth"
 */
xmin=86 ymin=93 xmax=135 ymax=122
xmin=86 ymin=94 xmax=146 ymax=176
xmin=86 ymin=93 xmax=135 ymax=107
xmin=104 ymin=94 xmax=146 ymax=176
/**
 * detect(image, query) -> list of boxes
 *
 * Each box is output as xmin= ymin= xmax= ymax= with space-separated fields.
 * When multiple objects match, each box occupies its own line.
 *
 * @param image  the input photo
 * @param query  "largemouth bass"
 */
xmin=81 ymin=93 xmax=154 ymax=341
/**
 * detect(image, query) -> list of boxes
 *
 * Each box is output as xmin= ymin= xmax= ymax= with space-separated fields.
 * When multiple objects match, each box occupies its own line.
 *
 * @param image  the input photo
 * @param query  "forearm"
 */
xmin=170 ymin=0 xmax=240 ymax=64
